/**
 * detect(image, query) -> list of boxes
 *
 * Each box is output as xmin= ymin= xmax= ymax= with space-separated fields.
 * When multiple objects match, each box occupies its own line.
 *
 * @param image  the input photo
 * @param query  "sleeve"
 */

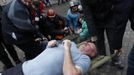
xmin=40 ymin=2 xmax=45 ymax=14
xmin=75 ymin=55 xmax=91 ymax=75
xmin=81 ymin=21 xmax=89 ymax=35
xmin=66 ymin=9 xmax=71 ymax=27
xmin=80 ymin=0 xmax=96 ymax=36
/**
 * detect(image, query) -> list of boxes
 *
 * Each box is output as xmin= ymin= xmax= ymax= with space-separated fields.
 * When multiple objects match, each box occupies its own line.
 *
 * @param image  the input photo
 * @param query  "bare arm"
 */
xmin=63 ymin=40 xmax=81 ymax=75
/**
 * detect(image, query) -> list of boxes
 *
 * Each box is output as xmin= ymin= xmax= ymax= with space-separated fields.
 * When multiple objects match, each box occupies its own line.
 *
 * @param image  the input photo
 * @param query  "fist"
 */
xmin=48 ymin=40 xmax=57 ymax=47
xmin=63 ymin=39 xmax=72 ymax=50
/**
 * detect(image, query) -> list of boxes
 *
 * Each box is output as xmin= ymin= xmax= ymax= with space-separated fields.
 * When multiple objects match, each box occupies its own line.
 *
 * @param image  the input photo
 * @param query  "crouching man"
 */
xmin=1 ymin=39 xmax=97 ymax=75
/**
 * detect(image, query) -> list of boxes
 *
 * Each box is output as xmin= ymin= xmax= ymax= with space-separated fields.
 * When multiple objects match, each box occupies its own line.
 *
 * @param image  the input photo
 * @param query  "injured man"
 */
xmin=1 ymin=39 xmax=97 ymax=75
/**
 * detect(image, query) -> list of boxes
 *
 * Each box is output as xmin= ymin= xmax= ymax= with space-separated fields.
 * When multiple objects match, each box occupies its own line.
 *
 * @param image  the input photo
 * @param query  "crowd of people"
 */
xmin=0 ymin=0 xmax=93 ymax=74
xmin=0 ymin=0 xmax=134 ymax=75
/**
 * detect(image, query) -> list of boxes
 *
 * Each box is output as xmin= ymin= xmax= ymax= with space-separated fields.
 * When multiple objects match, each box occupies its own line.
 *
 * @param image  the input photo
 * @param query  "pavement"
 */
xmin=0 ymin=1 xmax=134 ymax=75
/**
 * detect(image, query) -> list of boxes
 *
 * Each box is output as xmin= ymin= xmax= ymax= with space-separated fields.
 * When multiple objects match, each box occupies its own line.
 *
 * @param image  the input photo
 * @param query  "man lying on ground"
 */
xmin=1 ymin=39 xmax=97 ymax=75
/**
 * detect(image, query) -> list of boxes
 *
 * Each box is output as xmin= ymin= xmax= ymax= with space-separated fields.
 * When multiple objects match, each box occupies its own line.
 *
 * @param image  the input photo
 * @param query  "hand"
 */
xmin=48 ymin=40 xmax=57 ymax=47
xmin=76 ymin=28 xmax=82 ymax=34
xmin=35 ymin=37 xmax=48 ymax=42
xmin=91 ymin=36 xmax=97 ymax=42
xmin=64 ymin=27 xmax=68 ymax=31
xmin=63 ymin=40 xmax=72 ymax=50
xmin=35 ymin=38 xmax=42 ymax=42
xmin=59 ymin=21 xmax=63 ymax=25
xmin=48 ymin=35 xmax=51 ymax=39
xmin=114 ymin=49 xmax=122 ymax=56
xmin=42 ymin=37 xmax=48 ymax=41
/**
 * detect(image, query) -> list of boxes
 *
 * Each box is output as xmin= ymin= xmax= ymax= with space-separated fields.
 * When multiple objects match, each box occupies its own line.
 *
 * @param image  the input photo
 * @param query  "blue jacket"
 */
xmin=66 ymin=9 xmax=80 ymax=31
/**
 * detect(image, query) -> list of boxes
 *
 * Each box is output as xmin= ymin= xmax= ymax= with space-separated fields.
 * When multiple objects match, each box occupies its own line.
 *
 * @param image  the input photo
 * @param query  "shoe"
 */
xmin=111 ymin=55 xmax=124 ymax=69
xmin=112 ymin=61 xmax=124 ymax=70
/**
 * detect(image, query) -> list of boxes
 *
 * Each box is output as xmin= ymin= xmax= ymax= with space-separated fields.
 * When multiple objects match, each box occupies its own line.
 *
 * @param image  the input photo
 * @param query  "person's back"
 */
xmin=22 ymin=42 xmax=90 ymax=75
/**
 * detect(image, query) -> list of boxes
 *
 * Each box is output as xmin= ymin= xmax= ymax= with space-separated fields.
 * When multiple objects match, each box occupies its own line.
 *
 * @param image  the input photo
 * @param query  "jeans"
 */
xmin=2 ymin=64 xmax=23 ymax=75
xmin=127 ymin=44 xmax=134 ymax=75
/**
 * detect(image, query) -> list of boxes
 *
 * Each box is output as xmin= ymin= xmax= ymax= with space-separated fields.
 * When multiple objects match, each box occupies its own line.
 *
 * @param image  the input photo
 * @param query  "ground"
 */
xmin=0 ymin=1 xmax=134 ymax=75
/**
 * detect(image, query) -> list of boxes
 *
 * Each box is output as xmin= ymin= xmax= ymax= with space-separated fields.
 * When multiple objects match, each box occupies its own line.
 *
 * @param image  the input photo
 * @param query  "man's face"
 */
xmin=79 ymin=42 xmax=97 ymax=57
xmin=71 ymin=6 xmax=78 ymax=12
xmin=86 ymin=48 xmax=97 ymax=57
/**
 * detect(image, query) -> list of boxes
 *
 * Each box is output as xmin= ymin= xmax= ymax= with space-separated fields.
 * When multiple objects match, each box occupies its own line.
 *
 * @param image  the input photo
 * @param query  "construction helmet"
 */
xmin=47 ymin=9 xmax=56 ymax=18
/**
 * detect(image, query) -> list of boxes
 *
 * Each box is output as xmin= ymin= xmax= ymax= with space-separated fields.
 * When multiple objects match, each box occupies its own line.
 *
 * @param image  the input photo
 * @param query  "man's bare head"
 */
xmin=78 ymin=42 xmax=97 ymax=57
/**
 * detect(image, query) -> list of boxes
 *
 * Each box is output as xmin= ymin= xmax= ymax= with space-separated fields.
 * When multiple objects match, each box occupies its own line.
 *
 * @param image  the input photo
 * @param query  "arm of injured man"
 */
xmin=63 ymin=40 xmax=91 ymax=75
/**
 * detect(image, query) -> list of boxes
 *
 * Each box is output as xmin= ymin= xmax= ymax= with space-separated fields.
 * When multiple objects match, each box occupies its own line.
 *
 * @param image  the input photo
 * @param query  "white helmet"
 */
xmin=78 ymin=5 xmax=83 ymax=11
xmin=69 ymin=0 xmax=80 ymax=7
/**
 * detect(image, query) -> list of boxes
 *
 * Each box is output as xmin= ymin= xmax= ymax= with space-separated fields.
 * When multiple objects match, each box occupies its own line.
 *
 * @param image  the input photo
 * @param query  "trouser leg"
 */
xmin=129 ymin=7 xmax=134 ymax=31
xmin=113 ymin=22 xmax=127 ymax=50
xmin=106 ymin=27 xmax=114 ymax=54
xmin=96 ymin=27 xmax=106 ymax=55
xmin=127 ymin=45 xmax=134 ymax=75
xmin=3 ymin=43 xmax=21 ymax=64
xmin=112 ymin=0 xmax=132 ymax=50
xmin=2 ymin=64 xmax=23 ymax=75
xmin=58 ymin=0 xmax=60 ymax=5
xmin=0 ymin=43 xmax=13 ymax=69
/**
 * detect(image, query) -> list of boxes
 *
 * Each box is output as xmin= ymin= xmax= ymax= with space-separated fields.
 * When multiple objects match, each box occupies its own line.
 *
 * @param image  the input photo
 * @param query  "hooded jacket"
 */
xmin=1 ymin=0 xmax=40 ymax=45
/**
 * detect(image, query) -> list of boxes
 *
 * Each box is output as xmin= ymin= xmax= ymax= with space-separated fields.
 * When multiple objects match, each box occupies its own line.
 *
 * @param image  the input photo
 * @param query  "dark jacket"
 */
xmin=0 ymin=6 xmax=2 ymax=20
xmin=128 ymin=0 xmax=134 ymax=31
xmin=1 ymin=0 xmax=41 ymax=45
xmin=43 ymin=15 xmax=65 ymax=39
xmin=0 ymin=6 xmax=3 ymax=41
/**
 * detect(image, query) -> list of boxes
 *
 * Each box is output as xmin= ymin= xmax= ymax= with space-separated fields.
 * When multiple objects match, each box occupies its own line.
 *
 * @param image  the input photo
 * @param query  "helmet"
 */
xmin=47 ymin=9 xmax=56 ymax=18
xmin=78 ymin=5 xmax=83 ymax=11
xmin=69 ymin=0 xmax=80 ymax=7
